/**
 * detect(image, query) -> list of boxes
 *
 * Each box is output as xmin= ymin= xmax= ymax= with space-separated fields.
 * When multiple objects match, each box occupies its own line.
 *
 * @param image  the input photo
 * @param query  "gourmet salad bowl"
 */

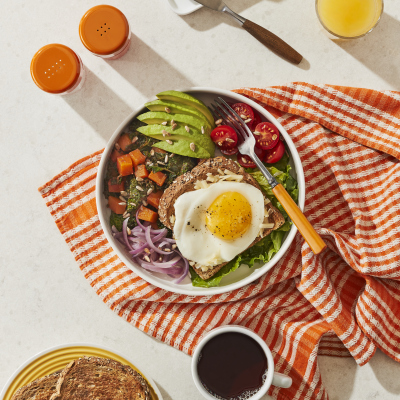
xmin=96 ymin=87 xmax=305 ymax=295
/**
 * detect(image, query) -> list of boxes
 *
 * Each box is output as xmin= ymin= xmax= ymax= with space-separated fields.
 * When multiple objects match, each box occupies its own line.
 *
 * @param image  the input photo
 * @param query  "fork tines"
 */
xmin=213 ymin=98 xmax=252 ymax=142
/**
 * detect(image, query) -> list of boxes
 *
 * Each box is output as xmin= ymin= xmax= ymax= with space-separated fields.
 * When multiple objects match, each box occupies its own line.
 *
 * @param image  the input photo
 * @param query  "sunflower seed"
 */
xmin=136 ymin=186 xmax=144 ymax=191
xmin=123 ymin=212 xmax=130 ymax=218
xmin=240 ymin=114 xmax=246 ymax=119
xmin=161 ymin=121 xmax=168 ymax=126
xmin=144 ymin=255 xmax=151 ymax=262
xmin=148 ymin=162 xmax=154 ymax=166
xmin=157 ymin=161 xmax=165 ymax=165
xmin=142 ymin=199 xmax=148 ymax=206
xmin=136 ymin=177 xmax=144 ymax=181
xmin=166 ymin=140 xmax=173 ymax=145
xmin=185 ymin=125 xmax=190 ymax=132
xmin=190 ymin=143 xmax=196 ymax=151
xmin=244 ymin=118 xmax=252 ymax=123
xmin=127 ymin=227 xmax=132 ymax=235
xmin=130 ymin=203 xmax=136 ymax=207
xmin=201 ymin=126 xmax=205 ymax=134
xmin=119 ymin=202 xmax=126 ymax=206
xmin=147 ymin=188 xmax=153 ymax=195
xmin=114 ymin=143 xmax=121 ymax=150
xmin=215 ymin=119 xmax=223 ymax=125
xmin=162 ymin=129 xmax=171 ymax=137
xmin=169 ymin=153 xmax=174 ymax=157
xmin=131 ymin=136 xmax=138 ymax=144
xmin=150 ymin=149 xmax=155 ymax=156
xmin=165 ymin=154 xmax=168 ymax=163
xmin=172 ymin=244 xmax=177 ymax=250
xmin=171 ymin=119 xmax=175 ymax=125
xmin=144 ymin=248 xmax=150 ymax=254
xmin=119 ymin=195 xmax=127 ymax=202
xmin=165 ymin=107 xmax=171 ymax=113
xmin=171 ymin=123 xmax=177 ymax=130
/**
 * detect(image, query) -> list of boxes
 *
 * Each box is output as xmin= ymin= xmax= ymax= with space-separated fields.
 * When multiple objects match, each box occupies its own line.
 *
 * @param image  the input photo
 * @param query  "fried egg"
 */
xmin=173 ymin=181 xmax=264 ymax=267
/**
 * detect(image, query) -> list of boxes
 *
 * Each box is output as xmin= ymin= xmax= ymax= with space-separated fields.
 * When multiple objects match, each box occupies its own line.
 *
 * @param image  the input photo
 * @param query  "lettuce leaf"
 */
xmin=190 ymin=223 xmax=291 ymax=288
xmin=190 ymin=151 xmax=299 ymax=288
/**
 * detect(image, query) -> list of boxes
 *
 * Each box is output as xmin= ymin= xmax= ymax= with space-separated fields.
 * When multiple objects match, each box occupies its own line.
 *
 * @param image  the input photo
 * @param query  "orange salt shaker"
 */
xmin=79 ymin=5 xmax=131 ymax=60
xmin=30 ymin=44 xmax=86 ymax=95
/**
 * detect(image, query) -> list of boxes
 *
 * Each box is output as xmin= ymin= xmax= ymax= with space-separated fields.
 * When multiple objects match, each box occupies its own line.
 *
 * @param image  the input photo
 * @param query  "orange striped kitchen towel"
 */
xmin=39 ymin=83 xmax=400 ymax=400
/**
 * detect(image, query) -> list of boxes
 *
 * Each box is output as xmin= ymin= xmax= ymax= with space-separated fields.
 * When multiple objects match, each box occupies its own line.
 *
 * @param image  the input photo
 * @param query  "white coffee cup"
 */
xmin=191 ymin=325 xmax=292 ymax=400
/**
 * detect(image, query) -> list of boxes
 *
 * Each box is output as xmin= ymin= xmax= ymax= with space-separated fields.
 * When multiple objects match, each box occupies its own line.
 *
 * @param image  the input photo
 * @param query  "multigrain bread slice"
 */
xmin=159 ymin=156 xmax=285 ymax=280
xmin=49 ymin=357 xmax=150 ymax=400
xmin=11 ymin=371 xmax=61 ymax=400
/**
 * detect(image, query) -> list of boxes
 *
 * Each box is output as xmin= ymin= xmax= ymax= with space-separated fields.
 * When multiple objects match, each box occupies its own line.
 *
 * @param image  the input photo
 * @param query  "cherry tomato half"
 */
xmin=220 ymin=146 xmax=239 ymax=156
xmin=254 ymin=122 xmax=280 ymax=150
xmin=232 ymin=103 xmax=254 ymax=127
xmin=264 ymin=140 xmax=285 ymax=164
xmin=237 ymin=152 xmax=256 ymax=168
xmin=250 ymin=111 xmax=262 ymax=131
xmin=210 ymin=125 xmax=238 ymax=149
xmin=254 ymin=145 xmax=266 ymax=160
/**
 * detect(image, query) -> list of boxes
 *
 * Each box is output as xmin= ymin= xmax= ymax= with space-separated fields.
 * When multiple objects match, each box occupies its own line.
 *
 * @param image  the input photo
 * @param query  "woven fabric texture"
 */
xmin=39 ymin=83 xmax=400 ymax=400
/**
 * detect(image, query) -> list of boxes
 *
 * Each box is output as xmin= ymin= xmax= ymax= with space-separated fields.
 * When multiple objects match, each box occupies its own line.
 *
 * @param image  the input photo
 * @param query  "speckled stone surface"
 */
xmin=1 ymin=1 xmax=400 ymax=399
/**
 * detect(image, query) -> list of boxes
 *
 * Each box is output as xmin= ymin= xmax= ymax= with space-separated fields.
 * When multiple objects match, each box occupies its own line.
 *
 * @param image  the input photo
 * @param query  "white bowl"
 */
xmin=96 ymin=87 xmax=305 ymax=296
xmin=166 ymin=0 xmax=203 ymax=15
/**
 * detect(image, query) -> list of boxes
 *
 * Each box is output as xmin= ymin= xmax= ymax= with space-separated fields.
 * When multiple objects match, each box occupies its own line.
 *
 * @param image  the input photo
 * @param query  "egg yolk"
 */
xmin=205 ymin=192 xmax=252 ymax=240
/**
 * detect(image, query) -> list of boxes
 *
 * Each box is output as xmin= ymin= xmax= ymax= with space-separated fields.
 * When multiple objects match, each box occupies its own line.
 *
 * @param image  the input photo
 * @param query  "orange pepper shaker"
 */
xmin=79 ymin=5 xmax=131 ymax=60
xmin=30 ymin=44 xmax=85 ymax=95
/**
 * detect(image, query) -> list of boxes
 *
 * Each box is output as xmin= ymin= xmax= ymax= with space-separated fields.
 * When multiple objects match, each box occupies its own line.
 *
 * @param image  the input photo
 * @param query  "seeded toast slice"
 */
xmin=159 ymin=156 xmax=285 ymax=280
xmin=49 ymin=357 xmax=150 ymax=400
xmin=11 ymin=371 xmax=61 ymax=400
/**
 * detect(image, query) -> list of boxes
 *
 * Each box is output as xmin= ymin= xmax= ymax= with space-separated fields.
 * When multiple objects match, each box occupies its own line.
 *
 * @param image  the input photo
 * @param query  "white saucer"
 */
xmin=166 ymin=0 xmax=203 ymax=15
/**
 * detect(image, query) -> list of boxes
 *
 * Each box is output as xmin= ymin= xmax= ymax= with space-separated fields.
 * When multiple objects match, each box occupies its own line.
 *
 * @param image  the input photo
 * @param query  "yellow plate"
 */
xmin=1 ymin=343 xmax=162 ymax=400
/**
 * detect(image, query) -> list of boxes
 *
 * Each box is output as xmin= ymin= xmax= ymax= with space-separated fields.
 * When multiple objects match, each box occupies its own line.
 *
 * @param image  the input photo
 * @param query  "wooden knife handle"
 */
xmin=242 ymin=19 xmax=303 ymax=64
xmin=272 ymin=184 xmax=326 ymax=254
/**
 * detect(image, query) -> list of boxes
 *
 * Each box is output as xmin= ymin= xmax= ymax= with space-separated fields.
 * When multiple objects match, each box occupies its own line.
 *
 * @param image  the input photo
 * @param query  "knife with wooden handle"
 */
xmin=194 ymin=0 xmax=303 ymax=64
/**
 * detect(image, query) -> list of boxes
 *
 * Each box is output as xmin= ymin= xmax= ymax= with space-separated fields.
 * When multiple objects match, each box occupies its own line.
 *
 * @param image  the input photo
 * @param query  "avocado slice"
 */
xmin=156 ymin=90 xmax=215 ymax=127
xmin=153 ymin=140 xmax=211 ymax=159
xmin=137 ymin=125 xmax=215 ymax=156
xmin=145 ymin=100 xmax=212 ymax=132
xmin=137 ymin=112 xmax=211 ymax=135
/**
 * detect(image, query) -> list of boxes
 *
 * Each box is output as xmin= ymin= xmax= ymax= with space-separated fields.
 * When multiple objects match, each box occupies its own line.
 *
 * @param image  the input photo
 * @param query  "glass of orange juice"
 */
xmin=316 ymin=0 xmax=384 ymax=39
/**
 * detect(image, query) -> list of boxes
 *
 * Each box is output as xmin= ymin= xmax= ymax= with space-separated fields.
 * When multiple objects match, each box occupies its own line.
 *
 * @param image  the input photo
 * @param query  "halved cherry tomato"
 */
xmin=254 ymin=122 xmax=280 ymax=150
xmin=255 ymin=146 xmax=266 ymax=160
xmin=220 ymin=146 xmax=239 ymax=156
xmin=264 ymin=140 xmax=285 ymax=164
xmin=250 ymin=111 xmax=262 ymax=131
xmin=210 ymin=125 xmax=238 ymax=149
xmin=232 ymin=103 xmax=254 ymax=127
xmin=237 ymin=152 xmax=256 ymax=168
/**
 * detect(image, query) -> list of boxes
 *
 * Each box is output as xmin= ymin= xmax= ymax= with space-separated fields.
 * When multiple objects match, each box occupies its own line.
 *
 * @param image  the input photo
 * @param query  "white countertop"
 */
xmin=1 ymin=1 xmax=400 ymax=399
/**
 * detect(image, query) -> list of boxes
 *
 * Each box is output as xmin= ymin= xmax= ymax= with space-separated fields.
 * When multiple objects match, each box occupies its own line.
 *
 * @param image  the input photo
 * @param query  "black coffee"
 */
xmin=197 ymin=332 xmax=268 ymax=399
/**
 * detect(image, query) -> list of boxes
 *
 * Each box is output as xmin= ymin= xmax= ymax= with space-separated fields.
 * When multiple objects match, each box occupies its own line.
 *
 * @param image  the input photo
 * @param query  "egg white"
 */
xmin=173 ymin=181 xmax=265 ymax=267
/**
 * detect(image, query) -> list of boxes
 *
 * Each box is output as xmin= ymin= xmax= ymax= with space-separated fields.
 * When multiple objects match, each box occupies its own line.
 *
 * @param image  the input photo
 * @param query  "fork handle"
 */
xmin=272 ymin=184 xmax=326 ymax=254
xmin=242 ymin=19 xmax=303 ymax=64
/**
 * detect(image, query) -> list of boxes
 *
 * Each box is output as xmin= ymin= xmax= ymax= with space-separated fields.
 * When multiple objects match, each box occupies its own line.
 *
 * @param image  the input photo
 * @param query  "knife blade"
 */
xmin=194 ymin=0 xmax=303 ymax=64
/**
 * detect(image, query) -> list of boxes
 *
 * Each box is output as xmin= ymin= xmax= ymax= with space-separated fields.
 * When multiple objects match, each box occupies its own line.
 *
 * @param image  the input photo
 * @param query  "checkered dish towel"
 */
xmin=39 ymin=83 xmax=400 ymax=400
